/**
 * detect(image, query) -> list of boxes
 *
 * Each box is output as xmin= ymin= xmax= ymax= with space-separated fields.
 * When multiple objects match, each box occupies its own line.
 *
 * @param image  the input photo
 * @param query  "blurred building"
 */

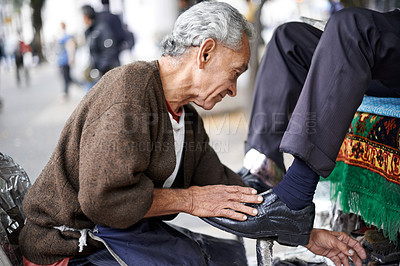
xmin=0 ymin=0 xmax=34 ymax=65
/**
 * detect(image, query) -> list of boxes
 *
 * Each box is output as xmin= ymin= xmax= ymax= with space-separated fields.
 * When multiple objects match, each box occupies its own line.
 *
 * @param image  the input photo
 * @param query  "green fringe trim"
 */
xmin=326 ymin=161 xmax=400 ymax=243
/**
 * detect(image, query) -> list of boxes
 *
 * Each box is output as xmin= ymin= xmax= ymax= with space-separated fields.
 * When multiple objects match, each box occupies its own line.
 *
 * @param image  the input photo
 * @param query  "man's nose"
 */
xmin=228 ymin=82 xmax=237 ymax=97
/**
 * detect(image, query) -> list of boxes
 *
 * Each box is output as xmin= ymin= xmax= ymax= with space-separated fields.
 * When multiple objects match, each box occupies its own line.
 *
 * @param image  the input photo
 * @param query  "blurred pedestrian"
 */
xmin=97 ymin=0 xmax=126 ymax=53
xmin=56 ymin=22 xmax=76 ymax=101
xmin=118 ymin=23 xmax=136 ymax=65
xmin=14 ymin=31 xmax=32 ymax=87
xmin=82 ymin=5 xmax=120 ymax=87
xmin=121 ymin=23 xmax=135 ymax=52
xmin=0 ymin=37 xmax=5 ymax=68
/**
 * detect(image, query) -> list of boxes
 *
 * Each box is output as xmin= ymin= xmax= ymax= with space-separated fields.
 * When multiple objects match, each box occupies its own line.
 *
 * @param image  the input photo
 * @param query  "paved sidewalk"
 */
xmin=0 ymin=63 xmax=85 ymax=181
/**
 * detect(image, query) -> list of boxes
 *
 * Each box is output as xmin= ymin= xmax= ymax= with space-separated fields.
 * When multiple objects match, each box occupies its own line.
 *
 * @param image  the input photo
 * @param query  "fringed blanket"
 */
xmin=328 ymin=111 xmax=400 ymax=242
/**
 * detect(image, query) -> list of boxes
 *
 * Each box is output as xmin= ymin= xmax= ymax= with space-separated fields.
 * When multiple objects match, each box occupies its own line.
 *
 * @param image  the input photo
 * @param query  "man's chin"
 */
xmin=193 ymin=101 xmax=218 ymax=111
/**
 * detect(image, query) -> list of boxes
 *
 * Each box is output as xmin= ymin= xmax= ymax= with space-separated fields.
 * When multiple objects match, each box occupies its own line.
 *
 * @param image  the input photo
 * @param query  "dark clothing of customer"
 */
xmin=14 ymin=40 xmax=31 ymax=86
xmin=246 ymin=7 xmax=400 ymax=207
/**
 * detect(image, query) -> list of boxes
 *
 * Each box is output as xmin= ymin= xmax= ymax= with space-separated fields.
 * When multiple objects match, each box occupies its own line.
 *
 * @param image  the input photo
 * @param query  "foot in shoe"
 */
xmin=201 ymin=189 xmax=315 ymax=246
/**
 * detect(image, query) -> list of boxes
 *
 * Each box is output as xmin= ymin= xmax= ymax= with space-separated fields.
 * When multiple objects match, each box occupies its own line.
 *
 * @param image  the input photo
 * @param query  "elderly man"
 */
xmin=20 ymin=2 xmax=365 ymax=265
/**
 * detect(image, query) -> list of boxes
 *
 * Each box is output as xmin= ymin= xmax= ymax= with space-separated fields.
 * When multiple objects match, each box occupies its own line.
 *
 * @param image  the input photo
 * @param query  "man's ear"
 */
xmin=197 ymin=38 xmax=216 ymax=69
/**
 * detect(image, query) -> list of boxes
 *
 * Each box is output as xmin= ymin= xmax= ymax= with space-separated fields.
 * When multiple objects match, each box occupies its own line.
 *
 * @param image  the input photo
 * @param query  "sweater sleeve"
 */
xmin=78 ymin=103 xmax=155 ymax=229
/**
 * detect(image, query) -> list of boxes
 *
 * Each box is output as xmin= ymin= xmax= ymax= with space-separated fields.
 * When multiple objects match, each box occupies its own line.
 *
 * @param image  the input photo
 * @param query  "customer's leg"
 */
xmin=245 ymin=22 xmax=322 ymax=175
xmin=366 ymin=80 xmax=400 ymax=98
xmin=275 ymin=8 xmax=400 ymax=211
xmin=280 ymin=8 xmax=400 ymax=178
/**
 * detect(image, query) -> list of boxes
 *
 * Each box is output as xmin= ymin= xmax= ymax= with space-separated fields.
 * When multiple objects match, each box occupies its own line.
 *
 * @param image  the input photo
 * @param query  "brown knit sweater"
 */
xmin=19 ymin=61 xmax=245 ymax=264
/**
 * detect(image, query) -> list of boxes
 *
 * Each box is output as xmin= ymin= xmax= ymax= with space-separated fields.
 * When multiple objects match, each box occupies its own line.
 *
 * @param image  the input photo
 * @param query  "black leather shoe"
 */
xmin=201 ymin=189 xmax=315 ymax=246
xmin=238 ymin=167 xmax=271 ymax=193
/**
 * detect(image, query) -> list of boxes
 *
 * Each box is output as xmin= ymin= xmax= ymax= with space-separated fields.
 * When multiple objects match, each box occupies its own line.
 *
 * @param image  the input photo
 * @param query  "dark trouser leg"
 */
xmin=61 ymin=65 xmax=71 ymax=95
xmin=280 ymin=7 xmax=400 ymax=177
xmin=24 ymin=66 xmax=30 ymax=86
xmin=246 ymin=22 xmax=322 ymax=172
xmin=366 ymin=80 xmax=400 ymax=98
xmin=16 ymin=63 xmax=22 ymax=85
xmin=90 ymin=219 xmax=247 ymax=265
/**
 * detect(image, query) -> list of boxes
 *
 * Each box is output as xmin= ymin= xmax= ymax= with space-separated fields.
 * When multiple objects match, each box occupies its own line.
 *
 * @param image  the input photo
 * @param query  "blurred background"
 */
xmin=0 ymin=0 xmax=399 ymax=264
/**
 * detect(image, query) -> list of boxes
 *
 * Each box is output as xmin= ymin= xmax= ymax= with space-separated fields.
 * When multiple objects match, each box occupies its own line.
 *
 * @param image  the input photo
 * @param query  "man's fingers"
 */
xmin=226 ymin=185 xmax=257 ymax=195
xmin=329 ymin=255 xmax=342 ymax=266
xmin=218 ymin=208 xmax=248 ymax=221
xmin=344 ymin=235 xmax=366 ymax=266
xmin=229 ymin=202 xmax=259 ymax=216
xmin=350 ymin=253 xmax=363 ymax=266
xmin=333 ymin=232 xmax=366 ymax=266
xmin=337 ymin=232 xmax=367 ymax=261
xmin=333 ymin=235 xmax=355 ymax=257
xmin=224 ymin=186 xmax=257 ymax=195
xmin=235 ymin=193 xmax=263 ymax=204
xmin=345 ymin=235 xmax=367 ymax=260
xmin=224 ymin=186 xmax=263 ymax=204
xmin=337 ymin=252 xmax=350 ymax=266
xmin=190 ymin=185 xmax=263 ymax=219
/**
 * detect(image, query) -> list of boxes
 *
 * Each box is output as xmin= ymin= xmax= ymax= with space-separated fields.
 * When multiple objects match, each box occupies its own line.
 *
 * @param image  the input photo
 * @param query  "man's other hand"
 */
xmin=305 ymin=229 xmax=367 ymax=266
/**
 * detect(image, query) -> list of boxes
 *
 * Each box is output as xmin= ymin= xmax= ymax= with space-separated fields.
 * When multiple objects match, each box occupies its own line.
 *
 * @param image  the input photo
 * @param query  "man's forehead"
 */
xmin=234 ymin=49 xmax=250 ymax=72
xmin=238 ymin=36 xmax=250 ymax=70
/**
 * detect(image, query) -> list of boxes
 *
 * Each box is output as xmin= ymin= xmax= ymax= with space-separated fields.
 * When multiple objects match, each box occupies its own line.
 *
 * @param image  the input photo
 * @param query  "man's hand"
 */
xmin=305 ymin=229 xmax=367 ymax=266
xmin=144 ymin=185 xmax=262 ymax=221
xmin=188 ymin=185 xmax=263 ymax=221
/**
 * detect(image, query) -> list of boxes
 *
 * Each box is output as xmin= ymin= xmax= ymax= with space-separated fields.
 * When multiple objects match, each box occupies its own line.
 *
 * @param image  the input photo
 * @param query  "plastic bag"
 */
xmin=0 ymin=152 xmax=32 ymax=265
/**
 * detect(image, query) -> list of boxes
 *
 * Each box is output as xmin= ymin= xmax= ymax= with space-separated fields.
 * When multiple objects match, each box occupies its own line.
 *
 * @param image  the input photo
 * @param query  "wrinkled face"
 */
xmin=193 ymin=35 xmax=250 ymax=110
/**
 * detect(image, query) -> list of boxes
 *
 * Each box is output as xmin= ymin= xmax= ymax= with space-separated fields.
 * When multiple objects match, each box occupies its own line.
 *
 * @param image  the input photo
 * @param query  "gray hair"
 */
xmin=161 ymin=1 xmax=255 ymax=57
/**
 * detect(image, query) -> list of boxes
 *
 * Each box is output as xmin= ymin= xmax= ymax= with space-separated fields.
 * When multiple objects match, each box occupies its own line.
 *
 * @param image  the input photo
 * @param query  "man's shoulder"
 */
xmin=110 ymin=61 xmax=159 ymax=83
xmin=97 ymin=61 xmax=162 ymax=103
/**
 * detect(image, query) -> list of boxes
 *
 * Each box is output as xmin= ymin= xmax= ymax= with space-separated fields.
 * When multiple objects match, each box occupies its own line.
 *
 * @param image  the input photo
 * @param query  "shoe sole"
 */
xmin=203 ymin=218 xmax=310 ymax=246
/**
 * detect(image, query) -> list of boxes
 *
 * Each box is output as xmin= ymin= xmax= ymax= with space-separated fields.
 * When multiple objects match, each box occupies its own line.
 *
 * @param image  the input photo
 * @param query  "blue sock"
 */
xmin=272 ymin=157 xmax=319 ymax=210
